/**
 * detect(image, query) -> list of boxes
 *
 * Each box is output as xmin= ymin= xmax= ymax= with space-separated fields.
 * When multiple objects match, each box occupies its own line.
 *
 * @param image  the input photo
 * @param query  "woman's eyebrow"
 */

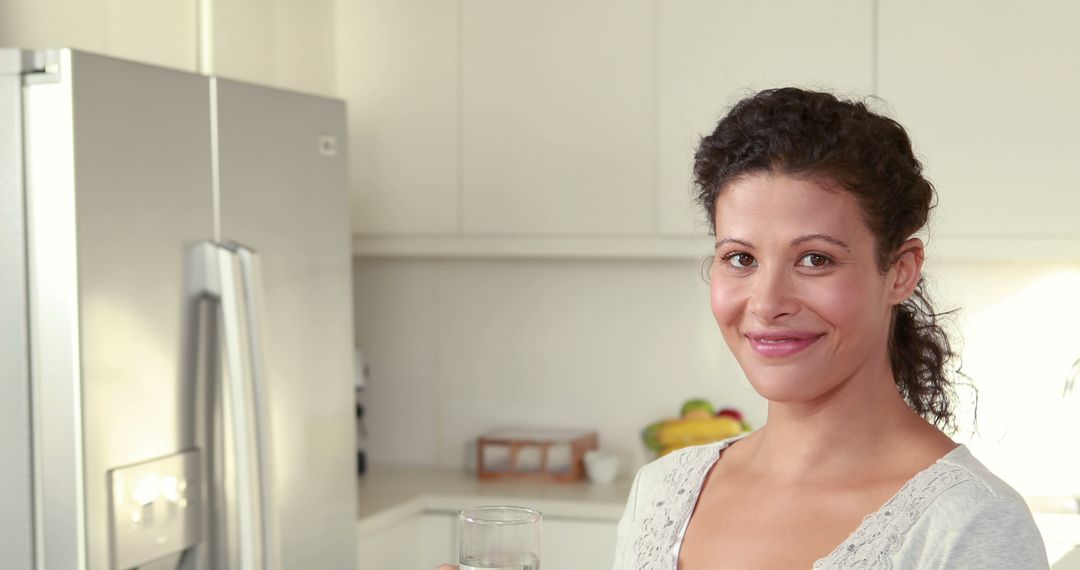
xmin=792 ymin=233 xmax=851 ymax=251
xmin=714 ymin=237 xmax=753 ymax=249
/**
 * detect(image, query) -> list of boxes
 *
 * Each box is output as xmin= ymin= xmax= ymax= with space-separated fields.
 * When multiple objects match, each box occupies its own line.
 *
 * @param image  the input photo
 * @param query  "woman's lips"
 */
xmin=745 ymin=332 xmax=825 ymax=358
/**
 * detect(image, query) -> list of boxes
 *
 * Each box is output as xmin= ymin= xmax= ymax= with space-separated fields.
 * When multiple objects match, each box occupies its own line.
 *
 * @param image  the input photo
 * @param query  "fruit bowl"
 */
xmin=641 ymin=399 xmax=752 ymax=457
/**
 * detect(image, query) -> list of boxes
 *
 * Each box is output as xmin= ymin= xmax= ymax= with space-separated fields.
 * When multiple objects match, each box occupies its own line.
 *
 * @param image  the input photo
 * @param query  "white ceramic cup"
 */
xmin=583 ymin=450 xmax=620 ymax=484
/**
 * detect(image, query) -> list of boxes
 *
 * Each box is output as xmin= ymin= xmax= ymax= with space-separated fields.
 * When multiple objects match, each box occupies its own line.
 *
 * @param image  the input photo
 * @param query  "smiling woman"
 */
xmin=709 ymin=174 xmax=918 ymax=413
xmin=611 ymin=88 xmax=1049 ymax=569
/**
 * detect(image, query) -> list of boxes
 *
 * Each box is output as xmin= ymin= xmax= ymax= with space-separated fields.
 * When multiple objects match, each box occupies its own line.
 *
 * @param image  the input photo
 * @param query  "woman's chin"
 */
xmin=745 ymin=372 xmax=832 ymax=403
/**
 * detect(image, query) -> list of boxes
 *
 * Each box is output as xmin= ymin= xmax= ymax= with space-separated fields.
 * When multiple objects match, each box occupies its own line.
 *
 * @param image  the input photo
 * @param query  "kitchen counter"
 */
xmin=355 ymin=466 xmax=1080 ymax=568
xmin=356 ymin=464 xmax=633 ymax=534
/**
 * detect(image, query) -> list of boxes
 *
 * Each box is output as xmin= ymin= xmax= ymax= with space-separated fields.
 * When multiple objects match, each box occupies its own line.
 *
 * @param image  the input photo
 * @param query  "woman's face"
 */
xmin=710 ymin=172 xmax=913 ymax=404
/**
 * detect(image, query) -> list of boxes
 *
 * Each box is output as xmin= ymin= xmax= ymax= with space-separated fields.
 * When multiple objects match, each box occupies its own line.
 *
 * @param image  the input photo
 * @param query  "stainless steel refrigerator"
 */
xmin=1 ymin=48 xmax=357 ymax=570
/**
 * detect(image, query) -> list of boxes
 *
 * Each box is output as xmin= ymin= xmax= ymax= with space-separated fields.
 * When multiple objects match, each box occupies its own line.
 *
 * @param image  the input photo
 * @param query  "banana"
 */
xmin=656 ymin=416 xmax=742 ymax=447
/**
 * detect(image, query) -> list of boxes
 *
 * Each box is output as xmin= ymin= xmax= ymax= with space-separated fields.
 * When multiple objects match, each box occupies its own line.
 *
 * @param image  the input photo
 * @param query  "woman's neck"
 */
xmin=740 ymin=361 xmax=953 ymax=484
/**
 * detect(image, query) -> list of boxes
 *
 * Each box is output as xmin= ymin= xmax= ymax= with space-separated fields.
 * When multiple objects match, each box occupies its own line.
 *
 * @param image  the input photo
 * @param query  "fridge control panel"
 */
xmin=108 ymin=449 xmax=202 ymax=569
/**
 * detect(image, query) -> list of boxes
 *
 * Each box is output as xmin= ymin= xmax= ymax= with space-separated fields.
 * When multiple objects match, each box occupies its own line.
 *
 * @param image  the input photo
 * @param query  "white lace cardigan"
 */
xmin=612 ymin=436 xmax=1049 ymax=569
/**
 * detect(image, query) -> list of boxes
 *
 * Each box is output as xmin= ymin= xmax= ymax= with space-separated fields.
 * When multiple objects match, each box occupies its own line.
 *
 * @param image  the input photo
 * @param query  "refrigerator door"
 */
xmin=214 ymin=78 xmax=356 ymax=569
xmin=0 ymin=49 xmax=35 ymax=570
xmin=23 ymin=49 xmax=215 ymax=570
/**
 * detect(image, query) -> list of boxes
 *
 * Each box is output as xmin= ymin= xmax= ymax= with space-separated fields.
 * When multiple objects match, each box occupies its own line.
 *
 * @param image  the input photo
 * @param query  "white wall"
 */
xmin=354 ymin=256 xmax=1080 ymax=496
xmin=926 ymin=259 xmax=1080 ymax=498
xmin=352 ymin=257 xmax=760 ymax=472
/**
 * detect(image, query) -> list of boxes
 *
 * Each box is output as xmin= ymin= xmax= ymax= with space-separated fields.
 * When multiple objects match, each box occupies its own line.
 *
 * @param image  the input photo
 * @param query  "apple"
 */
xmin=680 ymin=398 xmax=714 ymax=418
xmin=641 ymin=420 xmax=667 ymax=452
xmin=716 ymin=407 xmax=743 ymax=421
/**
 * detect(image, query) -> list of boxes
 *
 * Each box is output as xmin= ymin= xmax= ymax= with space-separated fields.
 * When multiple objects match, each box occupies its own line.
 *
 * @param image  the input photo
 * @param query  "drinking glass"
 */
xmin=457 ymin=505 xmax=542 ymax=570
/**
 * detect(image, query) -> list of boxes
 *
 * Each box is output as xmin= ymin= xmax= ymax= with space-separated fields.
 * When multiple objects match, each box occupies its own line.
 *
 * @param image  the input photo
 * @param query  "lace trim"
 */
xmin=632 ymin=444 xmax=722 ymax=569
xmin=630 ymin=443 xmax=974 ymax=570
xmin=812 ymin=460 xmax=975 ymax=569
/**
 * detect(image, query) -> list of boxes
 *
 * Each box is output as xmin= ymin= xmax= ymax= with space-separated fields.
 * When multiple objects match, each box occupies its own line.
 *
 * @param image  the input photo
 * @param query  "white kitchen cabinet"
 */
xmin=356 ymin=510 xmax=617 ymax=569
xmin=656 ymin=0 xmax=874 ymax=236
xmin=418 ymin=513 xmax=458 ymax=569
xmin=213 ymin=0 xmax=336 ymax=96
xmin=107 ymin=0 xmax=198 ymax=72
xmin=878 ymin=0 xmax=1080 ymax=240
xmin=212 ymin=0 xmax=274 ymax=84
xmin=267 ymin=0 xmax=337 ymax=95
xmin=543 ymin=518 xmax=618 ymax=569
xmin=460 ymin=0 xmax=656 ymax=235
xmin=0 ymin=0 xmax=197 ymax=72
xmin=357 ymin=512 xmax=457 ymax=569
xmin=0 ymin=0 xmax=107 ymax=56
xmin=0 ymin=0 xmax=333 ymax=90
xmin=357 ymin=514 xmax=419 ymax=568
xmin=347 ymin=0 xmax=873 ymax=249
xmin=338 ymin=0 xmax=461 ymax=235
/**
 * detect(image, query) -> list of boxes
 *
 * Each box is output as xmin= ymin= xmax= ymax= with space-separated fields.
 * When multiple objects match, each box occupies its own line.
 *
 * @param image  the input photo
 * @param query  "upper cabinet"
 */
xmin=460 ymin=0 xmax=655 ymax=235
xmin=213 ymin=0 xmax=337 ymax=96
xmin=878 ymin=0 xmax=1080 ymax=239
xmin=656 ymin=0 xmax=873 ymax=236
xmin=344 ymin=0 xmax=877 ymax=253
xmin=0 ymin=0 xmax=334 ymax=96
xmin=338 ymin=0 xmax=461 ymax=235
xmin=0 ymin=0 xmax=197 ymax=72
xmin=6 ymin=0 xmax=1078 ymax=256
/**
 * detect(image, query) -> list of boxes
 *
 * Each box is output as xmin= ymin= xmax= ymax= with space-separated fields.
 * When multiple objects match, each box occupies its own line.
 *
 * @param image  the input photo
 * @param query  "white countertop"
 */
xmin=356 ymin=464 xmax=633 ymax=534
xmin=354 ymin=465 xmax=1080 ymax=567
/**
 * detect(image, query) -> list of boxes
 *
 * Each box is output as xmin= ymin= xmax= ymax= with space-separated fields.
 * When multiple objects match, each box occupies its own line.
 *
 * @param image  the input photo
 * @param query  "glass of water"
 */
xmin=458 ymin=505 xmax=542 ymax=570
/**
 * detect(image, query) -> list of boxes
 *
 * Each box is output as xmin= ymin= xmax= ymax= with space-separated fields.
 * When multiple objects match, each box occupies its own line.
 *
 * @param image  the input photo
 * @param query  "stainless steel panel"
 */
xmin=0 ymin=48 xmax=35 ymax=570
xmin=64 ymin=50 xmax=214 ymax=570
xmin=215 ymin=78 xmax=356 ymax=569
xmin=23 ymin=47 xmax=88 ymax=570
xmin=108 ymin=450 xmax=202 ymax=570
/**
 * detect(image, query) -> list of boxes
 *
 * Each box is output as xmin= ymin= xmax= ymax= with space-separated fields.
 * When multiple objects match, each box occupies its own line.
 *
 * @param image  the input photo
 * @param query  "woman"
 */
xmin=612 ymin=88 xmax=1047 ymax=569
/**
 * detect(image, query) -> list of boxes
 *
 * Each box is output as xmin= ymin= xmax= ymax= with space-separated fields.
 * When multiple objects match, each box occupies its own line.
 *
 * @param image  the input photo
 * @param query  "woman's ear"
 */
xmin=888 ymin=237 xmax=924 ymax=305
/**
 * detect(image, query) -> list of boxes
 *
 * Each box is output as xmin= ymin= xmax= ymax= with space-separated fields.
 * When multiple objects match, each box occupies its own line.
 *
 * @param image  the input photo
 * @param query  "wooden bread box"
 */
xmin=475 ymin=428 xmax=599 ymax=482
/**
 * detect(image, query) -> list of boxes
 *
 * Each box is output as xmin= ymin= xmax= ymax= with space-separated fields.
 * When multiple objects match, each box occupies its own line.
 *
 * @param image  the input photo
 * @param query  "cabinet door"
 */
xmin=544 ymin=518 xmax=618 ymax=569
xmin=878 ymin=0 xmax=1080 ymax=239
xmin=107 ymin=0 xmax=197 ymax=71
xmin=338 ymin=0 xmax=461 ymax=235
xmin=213 ymin=0 xmax=272 ymax=83
xmin=270 ymin=0 xmax=336 ymax=96
xmin=214 ymin=0 xmax=336 ymax=96
xmin=0 ymin=0 xmax=106 ymax=53
xmin=418 ymin=513 xmax=457 ymax=568
xmin=461 ymin=0 xmax=655 ymax=235
xmin=657 ymin=0 xmax=873 ymax=236
xmin=0 ymin=0 xmax=195 ymax=72
xmin=357 ymin=517 xmax=421 ymax=569
xmin=357 ymin=513 xmax=455 ymax=569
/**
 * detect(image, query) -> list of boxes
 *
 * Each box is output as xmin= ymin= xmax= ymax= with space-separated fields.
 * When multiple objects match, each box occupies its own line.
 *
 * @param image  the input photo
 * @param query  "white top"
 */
xmin=613 ymin=436 xmax=1049 ymax=569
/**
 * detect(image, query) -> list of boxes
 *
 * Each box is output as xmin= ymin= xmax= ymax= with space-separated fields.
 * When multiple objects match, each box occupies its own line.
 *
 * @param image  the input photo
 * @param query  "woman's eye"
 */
xmin=798 ymin=253 xmax=831 ymax=268
xmin=723 ymin=253 xmax=756 ymax=269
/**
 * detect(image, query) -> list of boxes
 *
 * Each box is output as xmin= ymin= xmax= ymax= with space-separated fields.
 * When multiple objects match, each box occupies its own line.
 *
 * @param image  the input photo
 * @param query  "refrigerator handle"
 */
xmin=214 ymin=243 xmax=275 ymax=570
xmin=231 ymin=244 xmax=278 ymax=570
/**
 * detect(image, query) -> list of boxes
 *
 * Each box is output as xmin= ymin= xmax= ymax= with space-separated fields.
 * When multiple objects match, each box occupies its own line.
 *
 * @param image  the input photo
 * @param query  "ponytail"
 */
xmin=888 ymin=278 xmax=961 ymax=433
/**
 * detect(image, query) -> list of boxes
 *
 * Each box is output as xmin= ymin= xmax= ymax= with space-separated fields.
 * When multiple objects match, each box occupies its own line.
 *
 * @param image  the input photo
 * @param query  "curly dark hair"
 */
xmin=693 ymin=87 xmax=963 ymax=432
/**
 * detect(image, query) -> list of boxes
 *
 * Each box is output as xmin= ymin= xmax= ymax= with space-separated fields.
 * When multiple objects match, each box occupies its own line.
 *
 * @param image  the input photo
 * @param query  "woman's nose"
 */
xmin=746 ymin=269 xmax=797 ymax=321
